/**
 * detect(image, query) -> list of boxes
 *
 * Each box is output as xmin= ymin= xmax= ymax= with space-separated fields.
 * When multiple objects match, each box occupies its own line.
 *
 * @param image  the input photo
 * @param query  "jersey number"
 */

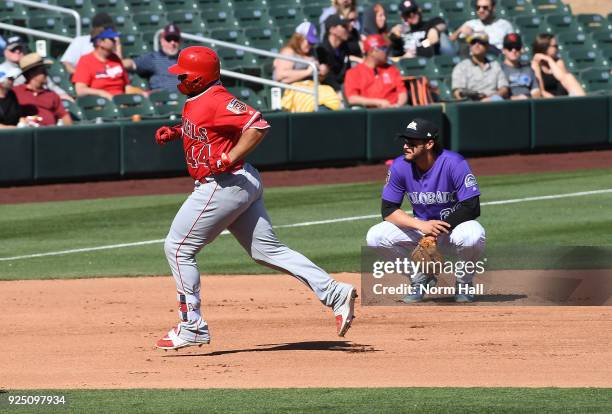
xmin=186 ymin=145 xmax=211 ymax=169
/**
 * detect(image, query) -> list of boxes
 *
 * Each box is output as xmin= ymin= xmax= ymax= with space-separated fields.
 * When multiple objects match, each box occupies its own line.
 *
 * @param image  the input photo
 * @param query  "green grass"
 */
xmin=1 ymin=168 xmax=611 ymax=280
xmin=2 ymin=388 xmax=611 ymax=413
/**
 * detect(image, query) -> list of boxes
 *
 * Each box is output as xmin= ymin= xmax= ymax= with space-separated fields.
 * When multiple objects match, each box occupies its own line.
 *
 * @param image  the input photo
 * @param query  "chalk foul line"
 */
xmin=1 ymin=188 xmax=611 ymax=262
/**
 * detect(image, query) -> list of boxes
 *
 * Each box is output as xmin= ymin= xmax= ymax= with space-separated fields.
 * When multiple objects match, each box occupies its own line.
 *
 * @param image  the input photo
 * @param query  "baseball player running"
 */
xmin=366 ymin=118 xmax=486 ymax=302
xmin=154 ymin=47 xmax=356 ymax=350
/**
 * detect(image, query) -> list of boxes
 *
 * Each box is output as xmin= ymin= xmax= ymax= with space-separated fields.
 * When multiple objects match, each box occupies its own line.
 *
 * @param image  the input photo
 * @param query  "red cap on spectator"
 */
xmin=364 ymin=34 xmax=389 ymax=53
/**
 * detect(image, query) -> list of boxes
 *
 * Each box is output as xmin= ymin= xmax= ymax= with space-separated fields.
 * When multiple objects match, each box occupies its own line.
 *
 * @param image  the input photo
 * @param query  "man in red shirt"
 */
xmin=153 ymin=47 xmax=357 ymax=351
xmin=73 ymin=27 xmax=128 ymax=100
xmin=344 ymin=34 xmax=408 ymax=108
xmin=13 ymin=53 xmax=72 ymax=127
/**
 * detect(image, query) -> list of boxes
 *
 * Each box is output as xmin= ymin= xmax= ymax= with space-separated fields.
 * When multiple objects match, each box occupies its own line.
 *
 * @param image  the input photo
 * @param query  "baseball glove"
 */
xmin=411 ymin=236 xmax=444 ymax=276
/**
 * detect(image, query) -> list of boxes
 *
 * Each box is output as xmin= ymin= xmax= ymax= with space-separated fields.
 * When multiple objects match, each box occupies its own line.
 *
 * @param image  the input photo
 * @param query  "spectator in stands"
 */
xmin=531 ymin=34 xmax=585 ymax=97
xmin=449 ymin=0 xmax=513 ymax=54
xmin=0 ymin=35 xmax=6 ymax=55
xmin=0 ymin=36 xmax=73 ymax=102
xmin=274 ymin=22 xmax=321 ymax=84
xmin=362 ymin=3 xmax=388 ymax=37
xmin=0 ymin=66 xmax=23 ymax=128
xmin=316 ymin=14 xmax=352 ymax=92
xmin=13 ymin=53 xmax=72 ymax=127
xmin=344 ymin=35 xmax=407 ymax=108
xmin=501 ymin=33 xmax=541 ymax=100
xmin=73 ymin=27 xmax=129 ymax=100
xmin=319 ymin=0 xmax=360 ymax=39
xmin=123 ymin=24 xmax=181 ymax=92
xmin=451 ymin=32 xmax=509 ymax=101
xmin=61 ymin=13 xmax=121 ymax=75
xmin=345 ymin=7 xmax=363 ymax=60
xmin=389 ymin=0 xmax=446 ymax=58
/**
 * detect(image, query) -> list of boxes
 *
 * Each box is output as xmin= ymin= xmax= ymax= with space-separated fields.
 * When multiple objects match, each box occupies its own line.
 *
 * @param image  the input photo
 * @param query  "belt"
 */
xmin=195 ymin=168 xmax=246 ymax=186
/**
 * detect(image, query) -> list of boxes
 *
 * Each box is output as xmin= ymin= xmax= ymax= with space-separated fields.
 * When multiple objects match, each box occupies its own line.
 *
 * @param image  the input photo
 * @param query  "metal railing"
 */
xmin=154 ymin=31 xmax=320 ymax=111
xmin=0 ymin=21 xmax=72 ymax=44
xmin=10 ymin=0 xmax=82 ymax=37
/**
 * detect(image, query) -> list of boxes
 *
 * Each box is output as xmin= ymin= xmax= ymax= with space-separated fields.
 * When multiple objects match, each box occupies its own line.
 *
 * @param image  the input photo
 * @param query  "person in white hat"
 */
xmin=0 ymin=65 xmax=23 ymax=128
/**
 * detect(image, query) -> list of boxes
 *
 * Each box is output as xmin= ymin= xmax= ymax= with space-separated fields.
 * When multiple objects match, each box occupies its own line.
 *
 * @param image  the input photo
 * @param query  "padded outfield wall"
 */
xmin=0 ymin=96 xmax=610 ymax=185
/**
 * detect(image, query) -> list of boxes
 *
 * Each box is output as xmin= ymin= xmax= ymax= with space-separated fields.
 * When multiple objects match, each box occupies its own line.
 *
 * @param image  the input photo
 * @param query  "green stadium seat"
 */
xmin=217 ymin=49 xmax=260 ymax=73
xmin=166 ymin=10 xmax=207 ymax=36
xmin=203 ymin=10 xmax=239 ymax=29
xmin=273 ymin=0 xmax=302 ymax=6
xmin=62 ymin=14 xmax=93 ymax=36
xmin=579 ymin=67 xmax=612 ymax=92
xmin=197 ymin=0 xmax=233 ymax=13
xmin=122 ymin=33 xmax=150 ymax=58
xmin=530 ymin=0 xmax=571 ymax=15
xmin=514 ymin=16 xmax=551 ymax=45
xmin=565 ymin=49 xmax=607 ymax=71
xmin=50 ymin=73 xmax=75 ymax=96
xmin=498 ymin=0 xmax=536 ymax=18
xmin=130 ymin=73 xmax=149 ymax=89
xmin=160 ymin=0 xmax=196 ymax=10
xmin=598 ymin=44 xmax=612 ymax=61
xmin=27 ymin=1 xmax=60 ymax=17
xmin=431 ymin=55 xmax=462 ymax=76
xmin=250 ymin=38 xmax=284 ymax=53
xmin=419 ymin=2 xmax=443 ymax=20
xmin=227 ymin=86 xmax=267 ymax=110
xmin=57 ymin=0 xmax=96 ymax=19
xmin=545 ymin=14 xmax=583 ymax=33
xmin=428 ymin=78 xmax=452 ymax=101
xmin=397 ymin=57 xmax=430 ymax=77
xmin=107 ymin=13 xmax=139 ymax=35
xmin=133 ymin=12 xmax=168 ymax=30
xmin=278 ymin=24 xmax=298 ymax=40
xmin=245 ymin=27 xmax=284 ymax=52
xmin=27 ymin=15 xmax=70 ymax=36
xmin=112 ymin=93 xmax=156 ymax=117
xmin=91 ymin=0 xmax=130 ymax=14
xmin=234 ymin=7 xmax=273 ymax=28
xmin=557 ymin=31 xmax=596 ymax=50
xmin=148 ymin=90 xmax=185 ymax=116
xmin=209 ymin=28 xmax=248 ymax=45
xmin=609 ymin=13 xmax=612 ymax=23
xmin=126 ymin=0 xmax=165 ymax=14
xmin=302 ymin=5 xmax=325 ymax=22
xmin=232 ymin=0 xmax=267 ymax=8
xmin=592 ymin=30 xmax=612 ymax=47
xmin=0 ymin=1 xmax=27 ymax=20
xmin=76 ymin=96 xmax=120 ymax=121
xmin=577 ymin=14 xmax=610 ymax=32
xmin=268 ymin=6 xmax=306 ymax=26
xmin=62 ymin=99 xmax=84 ymax=122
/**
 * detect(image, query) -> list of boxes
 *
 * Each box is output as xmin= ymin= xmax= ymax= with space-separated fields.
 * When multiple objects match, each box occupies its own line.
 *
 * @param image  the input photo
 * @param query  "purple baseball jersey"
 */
xmin=382 ymin=150 xmax=480 ymax=220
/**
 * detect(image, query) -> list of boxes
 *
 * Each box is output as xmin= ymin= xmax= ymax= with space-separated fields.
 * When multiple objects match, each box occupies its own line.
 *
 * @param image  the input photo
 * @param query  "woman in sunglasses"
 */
xmin=531 ymin=33 xmax=585 ymax=97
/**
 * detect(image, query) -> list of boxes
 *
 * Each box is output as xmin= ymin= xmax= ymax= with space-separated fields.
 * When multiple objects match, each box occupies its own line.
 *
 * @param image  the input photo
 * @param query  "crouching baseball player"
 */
xmin=366 ymin=118 xmax=486 ymax=303
xmin=155 ymin=47 xmax=356 ymax=350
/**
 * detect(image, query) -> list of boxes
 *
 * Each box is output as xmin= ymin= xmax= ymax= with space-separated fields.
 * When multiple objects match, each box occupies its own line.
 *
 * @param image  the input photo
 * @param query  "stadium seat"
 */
xmin=62 ymin=99 xmax=84 ymax=122
xmin=166 ymin=10 xmax=207 ymax=36
xmin=609 ymin=13 xmax=612 ymax=24
xmin=428 ymin=78 xmax=452 ymax=101
xmin=498 ymin=0 xmax=536 ymax=18
xmin=514 ymin=16 xmax=551 ymax=45
xmin=245 ymin=27 xmax=284 ymax=52
xmin=62 ymin=14 xmax=93 ymax=36
xmin=232 ymin=0 xmax=267 ymax=8
xmin=273 ymin=0 xmax=302 ymax=6
xmin=132 ymin=12 xmax=169 ymax=31
xmin=27 ymin=15 xmax=70 ymax=37
xmin=107 ymin=13 xmax=139 ymax=35
xmin=302 ymin=5 xmax=325 ymax=22
xmin=598 ymin=44 xmax=612 ymax=61
xmin=579 ymin=67 xmax=612 ymax=92
xmin=56 ymin=0 xmax=96 ymax=18
xmin=268 ymin=6 xmax=306 ymax=26
xmin=419 ymin=2 xmax=443 ymax=20
xmin=234 ymin=7 xmax=273 ymax=28
xmin=576 ymin=14 xmax=610 ymax=32
xmin=209 ymin=28 xmax=248 ymax=45
xmin=50 ymin=74 xmax=75 ymax=96
xmin=592 ymin=31 xmax=612 ymax=47
xmin=431 ymin=55 xmax=462 ymax=76
xmin=112 ymin=94 xmax=156 ymax=117
xmin=122 ymin=33 xmax=150 ymax=58
xmin=76 ymin=96 xmax=120 ymax=121
xmin=227 ymin=86 xmax=266 ymax=110
xmin=130 ymin=73 xmax=149 ymax=89
xmin=397 ymin=57 xmax=430 ymax=77
xmin=565 ymin=49 xmax=607 ymax=71
xmin=0 ymin=1 xmax=27 ymax=20
xmin=217 ymin=49 xmax=260 ymax=73
xmin=278 ymin=24 xmax=298 ymax=40
xmin=197 ymin=1 xmax=233 ymax=13
xmin=545 ymin=15 xmax=583 ymax=33
xmin=203 ymin=10 xmax=239 ymax=29
xmin=160 ymin=0 xmax=197 ymax=10
xmin=557 ymin=31 xmax=596 ymax=50
xmin=148 ymin=90 xmax=185 ymax=116
xmin=126 ymin=0 xmax=165 ymax=14
xmin=91 ymin=0 xmax=130 ymax=14
xmin=530 ymin=0 xmax=571 ymax=15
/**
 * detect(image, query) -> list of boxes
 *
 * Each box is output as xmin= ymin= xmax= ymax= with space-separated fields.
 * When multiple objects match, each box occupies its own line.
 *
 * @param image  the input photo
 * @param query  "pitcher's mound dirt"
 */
xmin=2 ymin=274 xmax=611 ymax=389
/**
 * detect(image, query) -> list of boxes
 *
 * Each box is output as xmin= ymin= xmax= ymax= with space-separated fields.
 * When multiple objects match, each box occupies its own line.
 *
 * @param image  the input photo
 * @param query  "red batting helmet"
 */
xmin=168 ymin=46 xmax=221 ymax=95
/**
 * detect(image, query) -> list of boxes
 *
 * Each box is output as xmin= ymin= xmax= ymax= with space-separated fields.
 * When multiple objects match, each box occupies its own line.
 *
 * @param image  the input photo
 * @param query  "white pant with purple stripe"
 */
xmin=163 ymin=163 xmax=352 ymax=342
xmin=365 ymin=220 xmax=486 ymax=283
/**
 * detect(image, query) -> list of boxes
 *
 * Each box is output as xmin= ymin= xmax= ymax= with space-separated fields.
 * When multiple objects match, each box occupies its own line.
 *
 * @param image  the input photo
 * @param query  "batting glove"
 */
xmin=209 ymin=152 xmax=233 ymax=174
xmin=155 ymin=125 xmax=182 ymax=145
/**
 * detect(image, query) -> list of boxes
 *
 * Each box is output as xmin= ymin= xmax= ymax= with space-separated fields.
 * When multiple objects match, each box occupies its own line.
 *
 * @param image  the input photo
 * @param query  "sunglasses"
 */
xmin=476 ymin=5 xmax=491 ymax=10
xmin=471 ymin=40 xmax=488 ymax=46
xmin=8 ymin=46 xmax=24 ymax=53
xmin=505 ymin=46 xmax=521 ymax=51
xmin=165 ymin=36 xmax=181 ymax=42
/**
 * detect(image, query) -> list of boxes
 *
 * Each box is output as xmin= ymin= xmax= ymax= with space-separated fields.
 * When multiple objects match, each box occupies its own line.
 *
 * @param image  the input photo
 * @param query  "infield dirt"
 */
xmin=2 ymin=273 xmax=611 ymax=389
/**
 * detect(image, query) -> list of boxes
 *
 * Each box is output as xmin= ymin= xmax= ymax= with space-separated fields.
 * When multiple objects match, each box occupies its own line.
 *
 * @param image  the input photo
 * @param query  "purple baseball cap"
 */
xmin=295 ymin=22 xmax=319 ymax=45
